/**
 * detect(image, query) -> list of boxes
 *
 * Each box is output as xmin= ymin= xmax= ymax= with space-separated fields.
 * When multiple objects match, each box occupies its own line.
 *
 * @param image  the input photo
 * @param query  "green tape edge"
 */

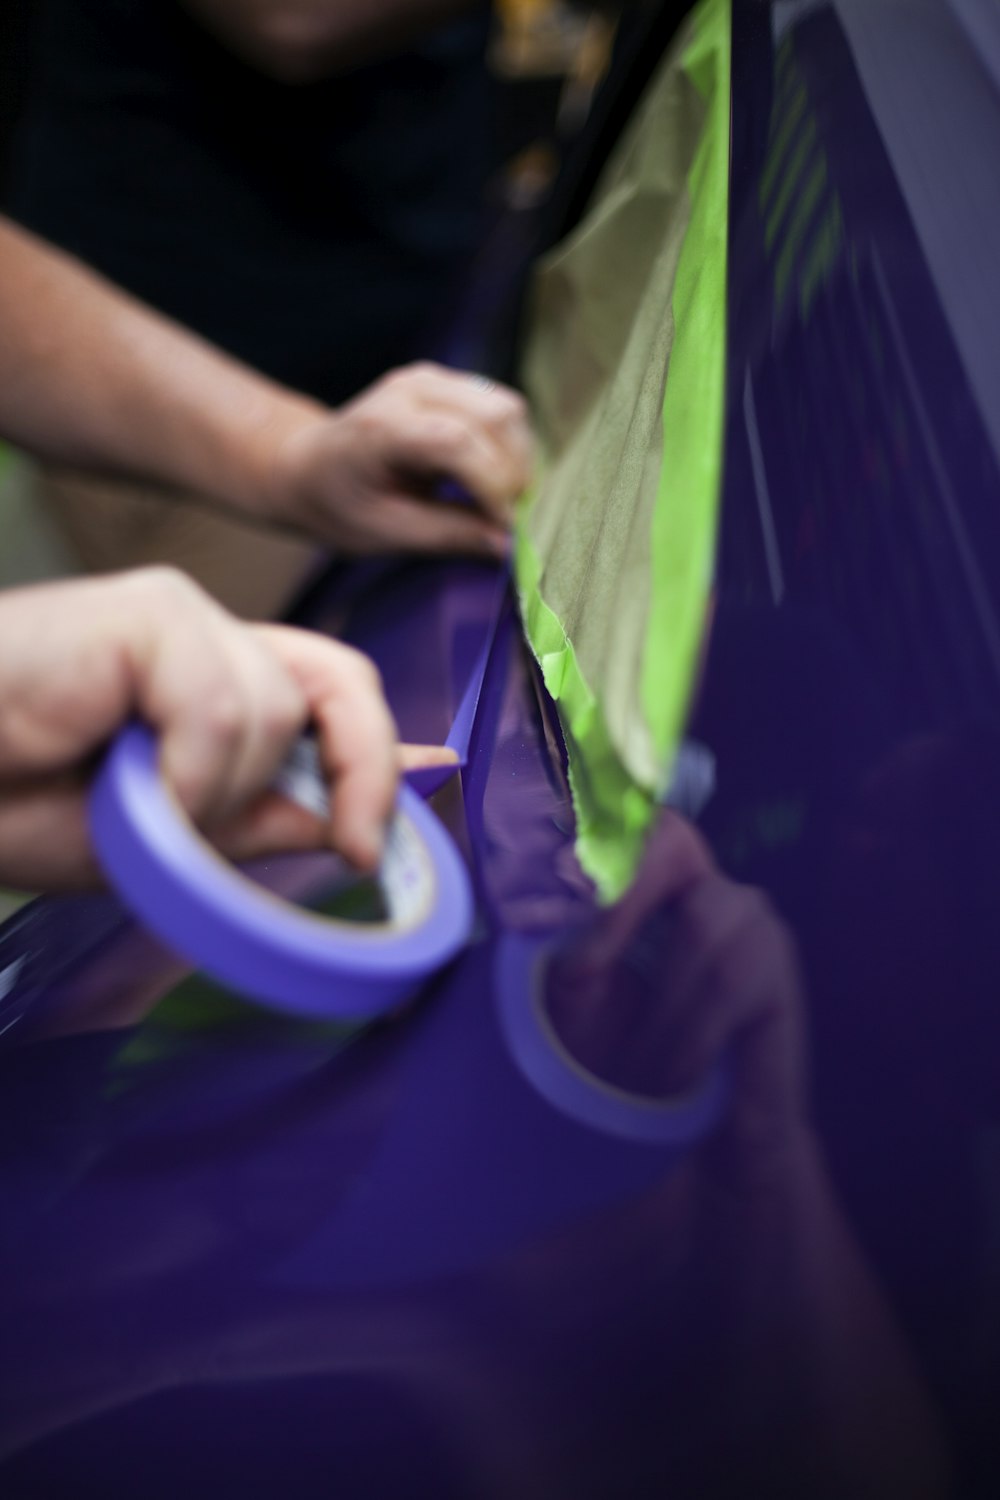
xmin=514 ymin=0 xmax=731 ymax=903
xmin=641 ymin=0 xmax=731 ymax=765
xmin=514 ymin=522 xmax=654 ymax=901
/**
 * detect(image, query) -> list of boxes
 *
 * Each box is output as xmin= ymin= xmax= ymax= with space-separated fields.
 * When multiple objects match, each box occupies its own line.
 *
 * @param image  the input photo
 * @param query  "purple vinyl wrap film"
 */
xmin=2 ymin=4 xmax=1000 ymax=1495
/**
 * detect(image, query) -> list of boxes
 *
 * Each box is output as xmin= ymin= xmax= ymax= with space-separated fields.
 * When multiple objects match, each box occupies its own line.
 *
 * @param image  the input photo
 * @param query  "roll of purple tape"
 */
xmin=495 ymin=936 xmax=729 ymax=1146
xmin=89 ymin=723 xmax=474 ymax=1020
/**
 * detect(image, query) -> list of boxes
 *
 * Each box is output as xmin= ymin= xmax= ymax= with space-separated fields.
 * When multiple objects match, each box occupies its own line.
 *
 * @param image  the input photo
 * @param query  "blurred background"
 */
xmin=0 ymin=0 xmax=620 ymax=240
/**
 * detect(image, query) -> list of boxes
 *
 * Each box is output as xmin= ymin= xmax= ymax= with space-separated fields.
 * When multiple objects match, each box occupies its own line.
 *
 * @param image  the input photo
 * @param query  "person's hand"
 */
xmin=0 ymin=569 xmax=406 ymax=890
xmin=263 ymin=363 xmax=534 ymax=557
xmin=0 ymin=223 xmax=532 ymax=561
xmin=546 ymin=811 xmax=810 ymax=1185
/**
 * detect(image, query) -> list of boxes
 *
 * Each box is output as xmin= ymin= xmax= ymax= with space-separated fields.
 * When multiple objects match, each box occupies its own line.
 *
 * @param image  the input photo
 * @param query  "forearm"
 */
xmin=0 ymin=218 xmax=320 ymax=518
xmin=185 ymin=0 xmax=478 ymax=82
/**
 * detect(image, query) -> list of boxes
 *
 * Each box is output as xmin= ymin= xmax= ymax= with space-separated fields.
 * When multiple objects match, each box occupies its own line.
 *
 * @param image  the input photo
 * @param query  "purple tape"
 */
xmin=89 ymin=724 xmax=473 ymax=1020
xmin=495 ymin=936 xmax=729 ymax=1146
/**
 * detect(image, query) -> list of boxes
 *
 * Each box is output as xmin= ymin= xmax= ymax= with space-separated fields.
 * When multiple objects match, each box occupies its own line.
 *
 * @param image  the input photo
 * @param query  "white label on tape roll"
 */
xmin=379 ymin=812 xmax=436 ymax=928
xmin=274 ymin=735 xmax=437 ymax=932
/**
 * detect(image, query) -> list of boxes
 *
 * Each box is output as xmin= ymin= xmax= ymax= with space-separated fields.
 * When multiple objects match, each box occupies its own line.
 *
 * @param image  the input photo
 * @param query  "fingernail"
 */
xmin=488 ymin=530 xmax=512 ymax=560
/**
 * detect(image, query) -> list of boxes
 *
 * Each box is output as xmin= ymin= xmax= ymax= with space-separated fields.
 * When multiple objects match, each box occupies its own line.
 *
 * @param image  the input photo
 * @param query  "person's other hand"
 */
xmin=0 ymin=569 xmax=401 ymax=890
xmin=546 ymin=811 xmax=809 ymax=1185
xmin=265 ymin=363 xmax=533 ymax=557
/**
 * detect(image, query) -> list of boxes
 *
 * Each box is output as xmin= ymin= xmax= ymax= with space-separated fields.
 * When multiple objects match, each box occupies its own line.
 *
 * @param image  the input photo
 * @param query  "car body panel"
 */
xmin=2 ymin=3 xmax=999 ymax=1494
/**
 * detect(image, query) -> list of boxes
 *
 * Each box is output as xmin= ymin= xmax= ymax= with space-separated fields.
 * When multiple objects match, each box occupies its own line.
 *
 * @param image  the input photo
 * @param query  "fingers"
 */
xmin=272 ymin=361 xmax=534 ymax=557
xmin=125 ymin=570 xmax=398 ymax=872
xmin=377 ymin=363 xmax=534 ymax=526
xmin=254 ymin=625 xmax=398 ymax=872
xmin=124 ymin=570 xmax=309 ymax=826
xmin=217 ymin=748 xmax=454 ymax=866
xmin=359 ymin=492 xmax=511 ymax=560
xmin=0 ymin=570 xmax=399 ymax=891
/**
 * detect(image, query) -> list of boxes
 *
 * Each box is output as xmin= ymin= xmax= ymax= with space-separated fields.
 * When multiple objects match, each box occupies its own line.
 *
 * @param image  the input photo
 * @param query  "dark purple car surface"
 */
xmin=2 ymin=2 xmax=999 ymax=1495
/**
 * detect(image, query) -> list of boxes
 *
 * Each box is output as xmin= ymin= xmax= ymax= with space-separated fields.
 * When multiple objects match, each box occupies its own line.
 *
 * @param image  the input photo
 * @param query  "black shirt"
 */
xmin=7 ymin=0 xmax=490 ymax=403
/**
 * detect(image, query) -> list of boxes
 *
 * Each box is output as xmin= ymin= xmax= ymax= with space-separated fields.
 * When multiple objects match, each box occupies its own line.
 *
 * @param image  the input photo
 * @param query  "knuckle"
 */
xmin=139 ymin=564 xmax=201 ymax=609
xmin=379 ymin=369 xmax=406 ymax=394
xmin=261 ymin=681 xmax=304 ymax=742
xmin=200 ymin=685 xmax=245 ymax=749
xmin=361 ymin=659 xmax=385 ymax=698
xmin=495 ymin=388 xmax=529 ymax=422
xmin=354 ymin=404 xmax=388 ymax=442
xmin=423 ymin=413 xmax=468 ymax=456
xmin=386 ymin=361 xmax=427 ymax=392
xmin=339 ymin=644 xmax=383 ymax=693
xmin=168 ymin=765 xmax=207 ymax=816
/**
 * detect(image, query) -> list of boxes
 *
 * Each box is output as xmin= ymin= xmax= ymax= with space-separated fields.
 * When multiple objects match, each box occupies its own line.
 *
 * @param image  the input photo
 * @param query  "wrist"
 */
xmin=228 ymin=388 xmax=329 ymax=529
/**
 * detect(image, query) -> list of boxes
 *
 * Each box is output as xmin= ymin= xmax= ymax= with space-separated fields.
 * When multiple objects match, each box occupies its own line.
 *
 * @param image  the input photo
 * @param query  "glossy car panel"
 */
xmin=1 ymin=3 xmax=999 ymax=1495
